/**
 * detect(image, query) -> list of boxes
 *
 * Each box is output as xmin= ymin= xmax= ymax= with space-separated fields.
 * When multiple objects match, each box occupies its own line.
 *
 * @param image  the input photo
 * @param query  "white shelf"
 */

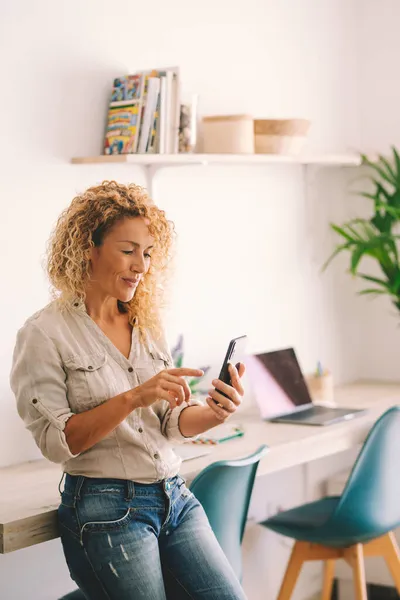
xmin=71 ymin=152 xmax=361 ymax=196
xmin=71 ymin=152 xmax=361 ymax=167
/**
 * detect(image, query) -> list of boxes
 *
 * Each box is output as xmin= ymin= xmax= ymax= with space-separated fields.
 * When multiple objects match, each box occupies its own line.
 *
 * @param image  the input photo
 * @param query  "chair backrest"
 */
xmin=189 ymin=444 xmax=268 ymax=580
xmin=331 ymin=406 xmax=400 ymax=540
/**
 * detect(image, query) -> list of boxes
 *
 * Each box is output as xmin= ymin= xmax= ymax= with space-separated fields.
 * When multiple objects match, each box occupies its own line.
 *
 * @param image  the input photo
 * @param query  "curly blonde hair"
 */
xmin=46 ymin=181 xmax=175 ymax=338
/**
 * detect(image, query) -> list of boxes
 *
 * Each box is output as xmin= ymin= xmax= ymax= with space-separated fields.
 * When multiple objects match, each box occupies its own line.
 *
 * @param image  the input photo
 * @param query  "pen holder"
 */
xmin=305 ymin=371 xmax=334 ymax=406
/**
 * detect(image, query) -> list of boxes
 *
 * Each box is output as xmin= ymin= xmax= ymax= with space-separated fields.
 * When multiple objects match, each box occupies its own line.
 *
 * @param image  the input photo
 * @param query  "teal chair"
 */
xmin=260 ymin=406 xmax=400 ymax=600
xmin=190 ymin=444 xmax=269 ymax=581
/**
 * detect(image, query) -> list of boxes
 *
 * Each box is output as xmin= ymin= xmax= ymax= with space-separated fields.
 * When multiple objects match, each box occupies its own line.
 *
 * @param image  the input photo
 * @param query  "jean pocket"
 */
xmin=77 ymin=492 xmax=134 ymax=535
xmin=81 ymin=506 xmax=133 ymax=535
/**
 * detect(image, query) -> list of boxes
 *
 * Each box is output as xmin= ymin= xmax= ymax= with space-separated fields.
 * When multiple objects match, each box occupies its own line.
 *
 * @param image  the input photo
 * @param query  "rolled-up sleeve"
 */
xmin=10 ymin=321 xmax=79 ymax=463
xmin=161 ymin=398 xmax=204 ymax=444
xmin=157 ymin=336 xmax=204 ymax=444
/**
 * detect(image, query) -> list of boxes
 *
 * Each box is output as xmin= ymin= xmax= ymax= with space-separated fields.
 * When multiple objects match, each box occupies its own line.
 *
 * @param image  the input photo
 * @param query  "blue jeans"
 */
xmin=58 ymin=474 xmax=247 ymax=600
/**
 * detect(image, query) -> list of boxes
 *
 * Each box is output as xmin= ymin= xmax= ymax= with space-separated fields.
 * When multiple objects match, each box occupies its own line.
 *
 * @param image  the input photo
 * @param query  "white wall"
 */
xmin=0 ymin=0 xmax=362 ymax=467
xmin=0 ymin=1 xmax=366 ymax=598
xmin=346 ymin=0 xmax=400 ymax=382
xmin=357 ymin=0 xmax=400 ymax=155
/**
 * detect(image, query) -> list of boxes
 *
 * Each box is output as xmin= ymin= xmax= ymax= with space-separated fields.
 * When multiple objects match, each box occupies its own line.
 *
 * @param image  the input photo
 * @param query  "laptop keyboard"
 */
xmin=275 ymin=405 xmax=358 ymax=425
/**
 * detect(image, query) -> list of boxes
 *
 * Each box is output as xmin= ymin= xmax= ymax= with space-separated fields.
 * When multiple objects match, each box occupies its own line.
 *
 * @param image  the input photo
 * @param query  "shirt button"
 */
xmin=128 ymin=367 xmax=133 ymax=372
xmin=154 ymin=453 xmax=160 ymax=460
xmin=138 ymin=427 xmax=143 ymax=433
xmin=74 ymin=302 xmax=79 ymax=307
xmin=87 ymin=365 xmax=93 ymax=370
xmin=32 ymin=398 xmax=38 ymax=404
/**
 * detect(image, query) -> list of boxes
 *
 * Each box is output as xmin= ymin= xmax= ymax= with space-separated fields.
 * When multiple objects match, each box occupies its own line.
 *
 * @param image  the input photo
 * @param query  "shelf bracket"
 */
xmin=143 ymin=164 xmax=160 ymax=198
xmin=142 ymin=160 xmax=207 ymax=199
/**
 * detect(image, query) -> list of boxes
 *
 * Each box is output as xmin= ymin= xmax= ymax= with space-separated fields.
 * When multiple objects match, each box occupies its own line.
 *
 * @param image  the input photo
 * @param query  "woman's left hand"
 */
xmin=205 ymin=362 xmax=245 ymax=422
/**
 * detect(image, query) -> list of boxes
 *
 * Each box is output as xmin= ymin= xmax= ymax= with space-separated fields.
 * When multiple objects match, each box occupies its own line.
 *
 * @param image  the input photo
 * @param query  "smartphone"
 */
xmin=216 ymin=335 xmax=248 ymax=399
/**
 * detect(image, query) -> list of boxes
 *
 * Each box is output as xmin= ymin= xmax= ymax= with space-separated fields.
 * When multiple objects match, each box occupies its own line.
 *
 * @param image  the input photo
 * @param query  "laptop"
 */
xmin=246 ymin=347 xmax=365 ymax=426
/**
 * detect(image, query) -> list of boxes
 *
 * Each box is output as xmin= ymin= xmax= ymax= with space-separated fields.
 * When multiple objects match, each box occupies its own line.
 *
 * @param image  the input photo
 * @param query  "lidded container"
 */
xmin=202 ymin=114 xmax=254 ymax=153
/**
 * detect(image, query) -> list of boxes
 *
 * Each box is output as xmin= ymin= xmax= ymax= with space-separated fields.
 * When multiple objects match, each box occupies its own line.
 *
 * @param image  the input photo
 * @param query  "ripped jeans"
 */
xmin=58 ymin=473 xmax=247 ymax=600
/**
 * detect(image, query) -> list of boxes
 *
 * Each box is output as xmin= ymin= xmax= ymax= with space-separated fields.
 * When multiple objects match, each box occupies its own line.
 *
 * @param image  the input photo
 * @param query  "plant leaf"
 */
xmin=358 ymin=288 xmax=387 ymax=295
xmin=359 ymin=191 xmax=380 ymax=202
xmin=358 ymin=273 xmax=390 ymax=289
xmin=390 ymin=190 xmax=400 ymax=209
xmin=392 ymin=271 xmax=400 ymax=294
xmin=325 ymin=147 xmax=400 ymax=308
xmin=350 ymin=245 xmax=366 ymax=273
xmin=378 ymin=154 xmax=397 ymax=182
xmin=392 ymin=146 xmax=400 ymax=182
xmin=376 ymin=182 xmax=394 ymax=203
xmin=330 ymin=224 xmax=357 ymax=242
xmin=345 ymin=220 xmax=375 ymax=241
xmin=321 ymin=242 xmax=352 ymax=271
xmin=371 ymin=212 xmax=393 ymax=234
xmin=362 ymin=156 xmax=397 ymax=187
xmin=374 ymin=203 xmax=400 ymax=217
xmin=361 ymin=180 xmax=393 ymax=203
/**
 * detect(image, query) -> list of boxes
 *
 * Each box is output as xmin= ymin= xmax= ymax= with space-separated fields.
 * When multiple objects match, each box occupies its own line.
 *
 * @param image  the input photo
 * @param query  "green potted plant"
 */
xmin=323 ymin=146 xmax=400 ymax=313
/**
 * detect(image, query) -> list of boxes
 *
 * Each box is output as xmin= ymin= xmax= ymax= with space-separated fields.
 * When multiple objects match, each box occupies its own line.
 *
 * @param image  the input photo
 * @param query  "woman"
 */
xmin=10 ymin=181 xmax=247 ymax=600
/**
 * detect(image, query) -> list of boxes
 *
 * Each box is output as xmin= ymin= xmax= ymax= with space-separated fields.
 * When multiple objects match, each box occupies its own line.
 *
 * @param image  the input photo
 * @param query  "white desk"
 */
xmin=1 ymin=381 xmax=399 ymax=554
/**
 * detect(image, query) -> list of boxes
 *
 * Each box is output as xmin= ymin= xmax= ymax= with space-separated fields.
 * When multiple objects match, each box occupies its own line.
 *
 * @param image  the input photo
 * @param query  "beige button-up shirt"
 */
xmin=10 ymin=299 xmax=200 ymax=483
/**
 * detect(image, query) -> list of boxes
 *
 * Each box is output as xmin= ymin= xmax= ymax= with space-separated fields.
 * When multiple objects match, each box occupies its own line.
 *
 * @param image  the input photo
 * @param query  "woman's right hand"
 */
xmin=131 ymin=368 xmax=204 ymax=410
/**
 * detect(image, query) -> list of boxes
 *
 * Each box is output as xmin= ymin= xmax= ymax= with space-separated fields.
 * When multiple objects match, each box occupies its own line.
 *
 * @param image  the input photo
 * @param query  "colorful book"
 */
xmin=104 ymin=103 xmax=140 ymax=155
xmin=110 ymin=75 xmax=142 ymax=102
xmin=103 ymin=67 xmax=180 ymax=155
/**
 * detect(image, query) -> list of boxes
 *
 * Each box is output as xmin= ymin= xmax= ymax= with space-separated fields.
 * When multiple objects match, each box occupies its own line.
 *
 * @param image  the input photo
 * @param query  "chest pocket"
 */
xmin=150 ymin=350 xmax=171 ymax=375
xmin=64 ymin=352 xmax=115 ymax=412
xmin=134 ymin=352 xmax=169 ymax=385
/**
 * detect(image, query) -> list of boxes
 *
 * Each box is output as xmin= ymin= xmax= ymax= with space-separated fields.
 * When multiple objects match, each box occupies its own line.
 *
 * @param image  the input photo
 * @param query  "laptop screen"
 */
xmin=245 ymin=347 xmax=313 ymax=419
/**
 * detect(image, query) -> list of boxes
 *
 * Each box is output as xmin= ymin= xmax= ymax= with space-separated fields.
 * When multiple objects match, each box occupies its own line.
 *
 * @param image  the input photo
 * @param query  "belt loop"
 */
xmin=58 ymin=471 xmax=66 ymax=496
xmin=125 ymin=480 xmax=135 ymax=501
xmin=74 ymin=475 xmax=85 ymax=501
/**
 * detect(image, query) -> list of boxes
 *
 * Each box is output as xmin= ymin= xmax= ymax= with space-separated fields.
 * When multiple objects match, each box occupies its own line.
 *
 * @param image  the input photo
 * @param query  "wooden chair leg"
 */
xmin=381 ymin=532 xmax=400 ymax=594
xmin=277 ymin=541 xmax=306 ymax=600
xmin=344 ymin=544 xmax=367 ymax=600
xmin=321 ymin=559 xmax=335 ymax=600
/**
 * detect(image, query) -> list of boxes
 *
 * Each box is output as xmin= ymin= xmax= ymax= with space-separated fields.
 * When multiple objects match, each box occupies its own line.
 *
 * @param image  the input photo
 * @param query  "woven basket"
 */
xmin=254 ymin=119 xmax=311 ymax=155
